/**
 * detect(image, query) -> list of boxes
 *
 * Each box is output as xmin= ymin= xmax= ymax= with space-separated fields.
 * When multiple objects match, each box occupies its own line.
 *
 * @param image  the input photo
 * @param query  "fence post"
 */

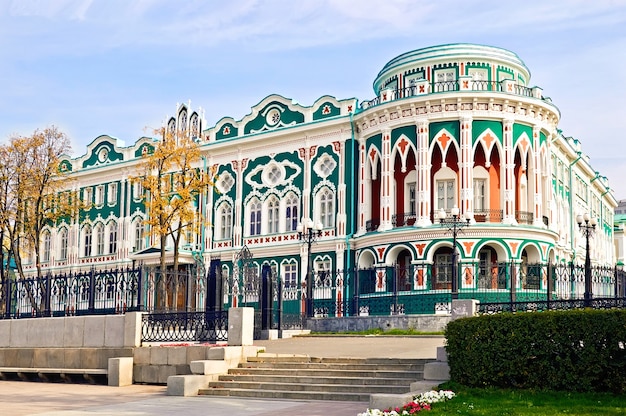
xmin=88 ymin=267 xmax=96 ymax=314
xmin=352 ymin=268 xmax=359 ymax=317
xmin=44 ymin=272 xmax=52 ymax=317
xmin=615 ymin=266 xmax=619 ymax=299
xmin=136 ymin=266 xmax=144 ymax=312
xmin=547 ymin=260 xmax=552 ymax=310
xmin=4 ymin=276 xmax=11 ymax=319
xmin=509 ymin=261 xmax=516 ymax=310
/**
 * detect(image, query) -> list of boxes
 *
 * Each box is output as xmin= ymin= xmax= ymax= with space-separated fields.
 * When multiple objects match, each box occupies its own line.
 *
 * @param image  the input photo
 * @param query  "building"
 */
xmin=25 ymin=43 xmax=617 ymax=316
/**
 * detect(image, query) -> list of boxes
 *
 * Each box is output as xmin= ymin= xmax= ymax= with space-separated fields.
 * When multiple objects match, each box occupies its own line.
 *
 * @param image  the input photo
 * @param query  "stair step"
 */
xmin=218 ymin=374 xmax=413 ymax=386
xmin=198 ymin=355 xmax=432 ymax=402
xmin=228 ymin=367 xmax=423 ymax=379
xmin=198 ymin=387 xmax=371 ymax=402
xmin=240 ymin=362 xmax=426 ymax=371
xmin=208 ymin=380 xmax=409 ymax=394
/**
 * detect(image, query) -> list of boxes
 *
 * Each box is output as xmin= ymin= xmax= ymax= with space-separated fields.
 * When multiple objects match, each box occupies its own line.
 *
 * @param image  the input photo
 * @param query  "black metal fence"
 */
xmin=0 ymin=267 xmax=142 ymax=319
xmin=141 ymin=311 xmax=228 ymax=342
xmin=3 ymin=262 xmax=625 ymax=342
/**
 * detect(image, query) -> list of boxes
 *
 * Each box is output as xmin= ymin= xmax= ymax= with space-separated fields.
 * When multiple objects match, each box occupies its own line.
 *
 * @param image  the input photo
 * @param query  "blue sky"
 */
xmin=1 ymin=0 xmax=625 ymax=197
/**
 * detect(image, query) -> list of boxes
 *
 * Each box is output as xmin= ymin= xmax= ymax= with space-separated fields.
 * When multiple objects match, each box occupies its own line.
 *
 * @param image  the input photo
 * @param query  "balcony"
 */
xmin=391 ymin=212 xmax=416 ymax=227
xmin=360 ymin=78 xmax=542 ymax=110
xmin=474 ymin=209 xmax=503 ymax=223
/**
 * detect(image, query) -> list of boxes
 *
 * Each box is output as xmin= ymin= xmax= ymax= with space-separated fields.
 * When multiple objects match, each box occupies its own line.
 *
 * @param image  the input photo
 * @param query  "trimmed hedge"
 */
xmin=445 ymin=309 xmax=626 ymax=392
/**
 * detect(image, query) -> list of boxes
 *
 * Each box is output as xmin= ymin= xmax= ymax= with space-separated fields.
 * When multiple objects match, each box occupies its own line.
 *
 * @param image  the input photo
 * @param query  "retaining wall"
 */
xmin=0 ymin=312 xmax=142 ymax=348
xmin=305 ymin=314 xmax=451 ymax=332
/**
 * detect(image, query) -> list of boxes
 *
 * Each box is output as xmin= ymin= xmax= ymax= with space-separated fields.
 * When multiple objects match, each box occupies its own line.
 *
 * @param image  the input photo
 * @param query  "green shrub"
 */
xmin=445 ymin=309 xmax=626 ymax=392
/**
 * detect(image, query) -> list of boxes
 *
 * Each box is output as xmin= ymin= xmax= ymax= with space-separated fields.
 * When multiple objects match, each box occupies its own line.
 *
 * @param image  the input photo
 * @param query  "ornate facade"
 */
xmin=27 ymin=44 xmax=617 ymax=313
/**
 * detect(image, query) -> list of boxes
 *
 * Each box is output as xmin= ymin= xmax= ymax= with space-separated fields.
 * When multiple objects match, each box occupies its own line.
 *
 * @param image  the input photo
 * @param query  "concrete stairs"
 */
xmin=197 ymin=355 xmax=434 ymax=401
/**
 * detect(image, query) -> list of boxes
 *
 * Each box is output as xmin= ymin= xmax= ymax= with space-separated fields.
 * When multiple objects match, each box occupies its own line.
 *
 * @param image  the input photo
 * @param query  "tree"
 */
xmin=0 ymin=126 xmax=78 ymax=315
xmin=133 ymin=126 xmax=215 ymax=273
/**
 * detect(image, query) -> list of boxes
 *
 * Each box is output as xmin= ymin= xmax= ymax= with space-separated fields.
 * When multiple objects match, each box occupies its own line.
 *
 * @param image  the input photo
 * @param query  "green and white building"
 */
xmin=26 ymin=44 xmax=618 ymax=314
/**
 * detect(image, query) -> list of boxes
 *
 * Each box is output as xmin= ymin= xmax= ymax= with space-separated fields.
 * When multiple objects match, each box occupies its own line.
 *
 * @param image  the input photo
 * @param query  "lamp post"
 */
xmin=436 ymin=206 xmax=470 ymax=299
xmin=297 ymin=218 xmax=323 ymax=318
xmin=576 ymin=213 xmax=596 ymax=307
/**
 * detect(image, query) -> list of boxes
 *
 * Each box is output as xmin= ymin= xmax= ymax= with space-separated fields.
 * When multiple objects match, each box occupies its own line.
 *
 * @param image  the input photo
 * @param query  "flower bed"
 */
xmin=358 ymin=390 xmax=456 ymax=415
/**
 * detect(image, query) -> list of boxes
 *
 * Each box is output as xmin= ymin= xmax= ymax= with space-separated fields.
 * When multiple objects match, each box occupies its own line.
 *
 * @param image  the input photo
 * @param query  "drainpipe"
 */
xmin=568 ymin=152 xmax=582 ymax=262
xmin=346 ymin=108 xmax=357 ymax=316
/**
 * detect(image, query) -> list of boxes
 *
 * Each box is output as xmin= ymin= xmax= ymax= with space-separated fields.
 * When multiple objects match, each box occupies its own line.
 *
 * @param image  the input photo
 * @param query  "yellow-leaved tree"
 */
xmin=133 ymin=126 xmax=216 ymax=275
xmin=0 ymin=126 xmax=82 ymax=315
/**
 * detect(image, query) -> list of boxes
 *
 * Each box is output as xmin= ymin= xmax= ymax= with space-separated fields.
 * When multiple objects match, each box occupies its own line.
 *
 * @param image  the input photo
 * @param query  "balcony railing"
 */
xmin=366 ymin=219 xmax=380 ymax=232
xmin=391 ymin=212 xmax=416 ymax=227
xmin=515 ymin=210 xmax=534 ymax=225
xmin=360 ymin=79 xmax=540 ymax=110
xmin=474 ymin=209 xmax=503 ymax=223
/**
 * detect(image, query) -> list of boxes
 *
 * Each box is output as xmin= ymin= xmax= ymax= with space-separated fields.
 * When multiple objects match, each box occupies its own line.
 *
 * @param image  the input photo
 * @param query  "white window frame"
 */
xmin=95 ymin=185 xmax=105 ymax=207
xmin=107 ymin=183 xmax=118 ymax=205
xmin=133 ymin=182 xmax=143 ymax=201
xmin=249 ymin=199 xmax=262 ymax=236
xmin=283 ymin=262 xmax=298 ymax=288
xmin=434 ymin=167 xmax=457 ymax=211
xmin=42 ymin=231 xmax=51 ymax=262
xmin=83 ymin=187 xmax=93 ymax=208
xmin=59 ymin=228 xmax=68 ymax=260
xmin=95 ymin=223 xmax=105 ymax=255
xmin=267 ymin=196 xmax=279 ymax=234
xmin=84 ymin=225 xmax=92 ymax=257
xmin=134 ymin=221 xmax=144 ymax=252
xmin=218 ymin=203 xmax=233 ymax=240
xmin=285 ymin=193 xmax=299 ymax=232
xmin=318 ymin=188 xmax=335 ymax=228
xmin=108 ymin=222 xmax=118 ymax=254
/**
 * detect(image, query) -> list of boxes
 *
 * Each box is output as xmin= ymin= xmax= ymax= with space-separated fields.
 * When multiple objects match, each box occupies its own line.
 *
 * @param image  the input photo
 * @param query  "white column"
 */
xmin=503 ymin=119 xmax=516 ymax=224
xmin=380 ymin=129 xmax=393 ymax=230
xmin=416 ymin=121 xmax=432 ymax=226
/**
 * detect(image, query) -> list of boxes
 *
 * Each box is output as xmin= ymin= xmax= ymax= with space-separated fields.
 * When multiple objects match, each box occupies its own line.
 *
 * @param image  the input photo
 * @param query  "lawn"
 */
xmin=427 ymin=383 xmax=626 ymax=416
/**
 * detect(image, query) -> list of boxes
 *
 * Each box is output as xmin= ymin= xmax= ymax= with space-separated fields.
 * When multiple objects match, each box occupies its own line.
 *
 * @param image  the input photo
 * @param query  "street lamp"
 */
xmin=436 ymin=207 xmax=470 ymax=299
xmin=297 ymin=218 xmax=323 ymax=318
xmin=576 ymin=213 xmax=597 ymax=307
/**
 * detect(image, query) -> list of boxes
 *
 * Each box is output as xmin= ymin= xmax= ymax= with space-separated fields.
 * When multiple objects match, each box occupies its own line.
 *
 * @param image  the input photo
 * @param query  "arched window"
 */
xmin=84 ymin=225 xmax=92 ymax=257
xmin=42 ymin=231 xmax=51 ymax=262
xmin=219 ymin=203 xmax=233 ymax=240
xmin=285 ymin=193 xmax=299 ymax=232
xmin=318 ymin=188 xmax=335 ymax=228
xmin=108 ymin=222 xmax=118 ymax=254
xmin=267 ymin=196 xmax=279 ymax=234
xmin=95 ymin=224 xmax=105 ymax=255
xmin=249 ymin=199 xmax=262 ymax=236
xmin=134 ymin=221 xmax=144 ymax=252
xmin=59 ymin=228 xmax=68 ymax=260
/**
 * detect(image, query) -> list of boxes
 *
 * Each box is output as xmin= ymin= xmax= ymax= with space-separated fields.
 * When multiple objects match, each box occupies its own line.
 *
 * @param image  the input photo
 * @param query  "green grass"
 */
xmin=426 ymin=383 xmax=626 ymax=416
xmin=310 ymin=328 xmax=444 ymax=336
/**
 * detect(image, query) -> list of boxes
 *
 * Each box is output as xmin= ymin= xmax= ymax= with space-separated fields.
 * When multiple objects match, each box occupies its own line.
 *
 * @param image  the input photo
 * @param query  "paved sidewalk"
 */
xmin=1 ymin=336 xmax=445 ymax=416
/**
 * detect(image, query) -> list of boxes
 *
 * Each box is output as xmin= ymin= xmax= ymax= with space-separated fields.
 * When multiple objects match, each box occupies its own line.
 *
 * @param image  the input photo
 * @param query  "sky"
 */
xmin=1 ymin=0 xmax=625 ymax=197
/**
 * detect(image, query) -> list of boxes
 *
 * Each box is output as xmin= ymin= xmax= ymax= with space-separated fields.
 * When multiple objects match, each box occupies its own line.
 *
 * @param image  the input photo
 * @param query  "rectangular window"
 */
xmin=474 ymin=179 xmax=486 ymax=211
xmin=107 ymin=183 xmax=118 ymax=205
xmin=83 ymin=187 xmax=93 ymax=206
xmin=134 ymin=223 xmax=144 ymax=251
xmin=95 ymin=185 xmax=105 ymax=206
xmin=133 ymin=182 xmax=143 ymax=200
xmin=283 ymin=263 xmax=298 ymax=288
xmin=407 ymin=182 xmax=416 ymax=215
xmin=437 ymin=180 xmax=456 ymax=210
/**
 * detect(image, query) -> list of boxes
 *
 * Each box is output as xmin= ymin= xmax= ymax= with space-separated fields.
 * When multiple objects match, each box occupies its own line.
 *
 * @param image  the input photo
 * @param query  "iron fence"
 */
xmin=1 ymin=267 xmax=141 ymax=319
xmin=141 ymin=311 xmax=228 ymax=342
